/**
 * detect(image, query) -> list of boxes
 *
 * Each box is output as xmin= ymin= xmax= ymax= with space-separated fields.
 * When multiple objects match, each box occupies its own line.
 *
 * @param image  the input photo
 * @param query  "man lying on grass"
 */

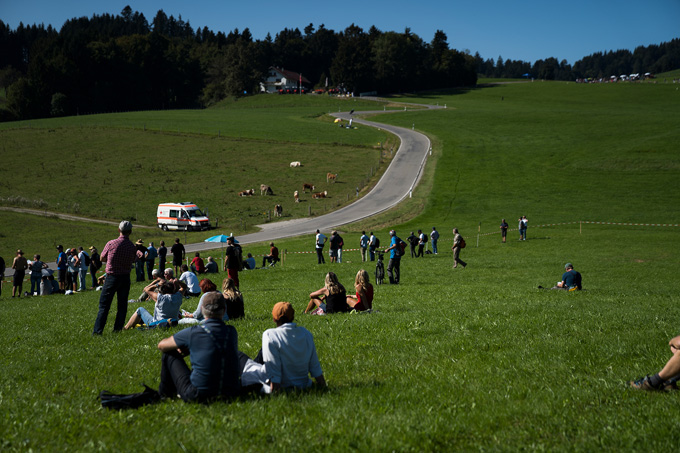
xmin=157 ymin=292 xmax=241 ymax=402
xmin=629 ymin=335 xmax=680 ymax=391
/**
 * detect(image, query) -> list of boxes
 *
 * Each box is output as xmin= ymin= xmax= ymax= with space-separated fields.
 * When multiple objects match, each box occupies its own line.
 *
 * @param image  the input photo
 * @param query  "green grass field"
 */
xmin=1 ymin=81 xmax=680 ymax=451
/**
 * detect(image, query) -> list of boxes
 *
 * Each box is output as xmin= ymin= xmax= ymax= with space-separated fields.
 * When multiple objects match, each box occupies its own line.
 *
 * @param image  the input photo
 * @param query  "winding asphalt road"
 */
xmin=2 ymin=101 xmax=441 ymax=277
xmin=185 ymin=102 xmax=441 ymax=253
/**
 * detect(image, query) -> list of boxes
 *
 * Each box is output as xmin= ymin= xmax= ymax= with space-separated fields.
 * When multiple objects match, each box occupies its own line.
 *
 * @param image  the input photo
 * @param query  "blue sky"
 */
xmin=2 ymin=0 xmax=678 ymax=64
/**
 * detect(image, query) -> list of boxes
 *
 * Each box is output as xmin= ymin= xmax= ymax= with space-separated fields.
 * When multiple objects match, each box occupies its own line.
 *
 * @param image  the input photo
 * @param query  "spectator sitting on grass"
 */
xmin=136 ymin=269 xmax=164 ymax=302
xmin=262 ymin=242 xmax=279 ymax=268
xmin=346 ymin=269 xmax=374 ymax=311
xmin=262 ymin=302 xmax=326 ymax=392
xmin=179 ymin=264 xmax=201 ymax=297
xmin=552 ymin=263 xmax=582 ymax=290
xmin=629 ymin=335 xmax=680 ymax=391
xmin=123 ymin=281 xmax=183 ymax=330
xmin=182 ymin=279 xmax=227 ymax=323
xmin=304 ymin=272 xmax=349 ymax=314
xmin=205 ymin=257 xmax=218 ymax=274
xmin=223 ymin=278 xmax=244 ymax=320
xmin=157 ymin=292 xmax=240 ymax=402
xmin=191 ymin=252 xmax=205 ymax=274
xmin=244 ymin=253 xmax=256 ymax=270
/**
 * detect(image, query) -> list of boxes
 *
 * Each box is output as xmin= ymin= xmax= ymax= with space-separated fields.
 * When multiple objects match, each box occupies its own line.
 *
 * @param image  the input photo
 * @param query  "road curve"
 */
xmin=185 ymin=102 xmax=442 ymax=254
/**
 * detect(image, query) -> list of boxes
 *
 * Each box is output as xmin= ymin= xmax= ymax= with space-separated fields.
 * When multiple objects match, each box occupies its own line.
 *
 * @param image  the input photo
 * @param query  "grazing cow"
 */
xmin=290 ymin=161 xmax=302 ymax=168
xmin=260 ymin=184 xmax=274 ymax=196
xmin=302 ymin=183 xmax=315 ymax=192
xmin=294 ymin=190 xmax=300 ymax=203
xmin=327 ymin=173 xmax=338 ymax=183
xmin=312 ymin=191 xmax=328 ymax=199
xmin=239 ymin=189 xmax=255 ymax=196
xmin=274 ymin=204 xmax=283 ymax=217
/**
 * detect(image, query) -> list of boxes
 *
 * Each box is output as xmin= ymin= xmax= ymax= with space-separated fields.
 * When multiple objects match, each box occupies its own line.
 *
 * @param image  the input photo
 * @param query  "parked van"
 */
xmin=157 ymin=202 xmax=210 ymax=231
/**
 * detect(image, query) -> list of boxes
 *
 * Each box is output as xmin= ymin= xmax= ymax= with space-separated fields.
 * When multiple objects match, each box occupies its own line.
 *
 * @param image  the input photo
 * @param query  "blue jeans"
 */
xmin=93 ymin=273 xmax=131 ymax=334
xmin=79 ymin=269 xmax=88 ymax=291
xmin=30 ymin=274 xmax=42 ymax=295
xmin=135 ymin=261 xmax=145 ymax=282
xmin=146 ymin=260 xmax=155 ymax=280
xmin=136 ymin=307 xmax=154 ymax=325
xmin=431 ymin=239 xmax=438 ymax=254
xmin=369 ymin=247 xmax=376 ymax=261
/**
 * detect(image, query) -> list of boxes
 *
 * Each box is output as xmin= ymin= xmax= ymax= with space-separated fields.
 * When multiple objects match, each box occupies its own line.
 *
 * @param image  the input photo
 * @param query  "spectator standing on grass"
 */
xmin=430 ymin=227 xmax=440 ymax=254
xmin=191 ymin=252 xmax=205 ymax=274
xmin=262 ymin=242 xmax=279 ymax=268
xmin=369 ymin=232 xmax=378 ymax=261
xmin=359 ymin=231 xmax=369 ymax=262
xmin=146 ymin=242 xmax=158 ymax=280
xmin=134 ymin=240 xmax=147 ymax=282
xmin=67 ymin=249 xmax=79 ymax=292
xmin=329 ymin=231 xmax=340 ymax=263
xmin=336 ymin=232 xmax=344 ymax=263
xmin=77 ymin=247 xmax=89 ymax=291
xmin=56 ymin=245 xmax=67 ymax=291
xmin=171 ymin=238 xmax=185 ymax=276
xmin=629 ymin=335 xmax=680 ymax=391
xmin=416 ymin=229 xmax=426 ymax=257
xmin=407 ymin=231 xmax=418 ymax=258
xmin=384 ymin=230 xmax=402 ymax=284
xmin=0 ymin=254 xmax=5 ymax=297
xmin=315 ymin=229 xmax=327 ymax=264
xmin=224 ymin=237 xmax=241 ymax=288
xmin=452 ymin=228 xmax=467 ymax=269
xmin=158 ymin=241 xmax=167 ymax=275
xmin=180 ymin=264 xmax=201 ymax=297
xmin=500 ymin=219 xmax=508 ymax=243
xmin=522 ymin=216 xmax=528 ymax=240
xmin=89 ymin=246 xmax=102 ymax=289
xmin=29 ymin=254 xmax=48 ymax=295
xmin=157 ymin=292 xmax=240 ymax=402
xmin=93 ymin=220 xmax=137 ymax=335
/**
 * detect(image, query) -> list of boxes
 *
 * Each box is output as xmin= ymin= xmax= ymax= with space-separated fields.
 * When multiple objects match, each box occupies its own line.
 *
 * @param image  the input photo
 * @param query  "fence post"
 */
xmin=477 ymin=222 xmax=481 ymax=247
xmin=580 ymin=221 xmax=582 ymax=234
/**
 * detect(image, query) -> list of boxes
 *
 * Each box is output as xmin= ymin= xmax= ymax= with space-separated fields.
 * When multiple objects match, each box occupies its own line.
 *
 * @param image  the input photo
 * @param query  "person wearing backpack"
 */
xmin=224 ymin=236 xmax=241 ymax=288
xmin=77 ymin=247 xmax=90 ymax=291
xmin=452 ymin=228 xmax=467 ymax=269
xmin=416 ymin=229 xmax=426 ymax=257
xmin=384 ymin=230 xmax=402 ymax=284
xmin=145 ymin=242 xmax=158 ymax=280
xmin=89 ymin=246 xmax=102 ymax=289
xmin=369 ymin=232 xmax=378 ymax=261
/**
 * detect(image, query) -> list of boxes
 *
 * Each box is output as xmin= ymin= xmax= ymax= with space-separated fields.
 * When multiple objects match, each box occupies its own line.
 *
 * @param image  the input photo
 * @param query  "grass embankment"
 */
xmin=0 ymin=95 xmax=398 ymax=260
xmin=1 ymin=81 xmax=680 ymax=450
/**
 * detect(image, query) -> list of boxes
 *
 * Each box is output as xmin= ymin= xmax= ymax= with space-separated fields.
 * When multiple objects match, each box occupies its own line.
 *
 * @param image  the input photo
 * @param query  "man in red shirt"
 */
xmin=93 ymin=221 xmax=137 ymax=335
xmin=190 ymin=252 xmax=206 ymax=274
xmin=262 ymin=242 xmax=279 ymax=267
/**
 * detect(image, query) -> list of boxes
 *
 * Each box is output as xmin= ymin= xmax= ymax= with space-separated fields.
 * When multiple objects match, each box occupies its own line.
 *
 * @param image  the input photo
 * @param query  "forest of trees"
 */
xmin=0 ymin=6 xmax=677 ymax=122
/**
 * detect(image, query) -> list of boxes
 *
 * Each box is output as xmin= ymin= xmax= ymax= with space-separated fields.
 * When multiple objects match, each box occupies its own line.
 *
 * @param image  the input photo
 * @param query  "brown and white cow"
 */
xmin=290 ymin=161 xmax=302 ymax=168
xmin=326 ymin=173 xmax=338 ymax=183
xmin=294 ymin=190 xmax=300 ymax=203
xmin=274 ymin=204 xmax=283 ymax=217
xmin=239 ymin=189 xmax=255 ymax=196
xmin=312 ymin=191 xmax=328 ymax=199
xmin=260 ymin=184 xmax=274 ymax=195
xmin=302 ymin=183 xmax=315 ymax=192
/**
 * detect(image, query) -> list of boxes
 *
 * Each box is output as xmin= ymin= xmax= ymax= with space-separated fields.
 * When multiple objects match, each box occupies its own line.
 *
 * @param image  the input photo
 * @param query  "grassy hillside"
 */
xmin=1 ymin=82 xmax=680 ymax=451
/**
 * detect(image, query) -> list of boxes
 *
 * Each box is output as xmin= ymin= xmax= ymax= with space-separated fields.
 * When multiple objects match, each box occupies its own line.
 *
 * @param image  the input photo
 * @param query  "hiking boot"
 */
xmin=629 ymin=376 xmax=662 ymax=391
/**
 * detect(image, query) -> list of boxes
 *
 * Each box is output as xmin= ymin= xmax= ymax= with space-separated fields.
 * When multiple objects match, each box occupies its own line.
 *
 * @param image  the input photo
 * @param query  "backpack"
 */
xmin=83 ymin=253 xmax=91 ymax=267
xmin=398 ymin=240 xmax=407 ymax=256
xmin=99 ymin=384 xmax=160 ymax=410
xmin=374 ymin=237 xmax=380 ymax=248
xmin=459 ymin=238 xmax=466 ymax=249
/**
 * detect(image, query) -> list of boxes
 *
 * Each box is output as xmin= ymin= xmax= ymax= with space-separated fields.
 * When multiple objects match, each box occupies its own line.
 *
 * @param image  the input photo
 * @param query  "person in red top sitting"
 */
xmin=262 ymin=242 xmax=279 ymax=267
xmin=346 ymin=269 xmax=374 ymax=311
xmin=190 ymin=252 xmax=205 ymax=274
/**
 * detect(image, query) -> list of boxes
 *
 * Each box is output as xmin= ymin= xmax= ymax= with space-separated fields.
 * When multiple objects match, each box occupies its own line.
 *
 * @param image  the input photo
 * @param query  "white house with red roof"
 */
xmin=260 ymin=66 xmax=311 ymax=93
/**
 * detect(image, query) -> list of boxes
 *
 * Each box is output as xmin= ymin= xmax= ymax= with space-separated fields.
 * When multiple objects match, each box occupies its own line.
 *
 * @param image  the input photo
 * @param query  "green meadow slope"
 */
xmin=1 ymin=82 xmax=680 ymax=451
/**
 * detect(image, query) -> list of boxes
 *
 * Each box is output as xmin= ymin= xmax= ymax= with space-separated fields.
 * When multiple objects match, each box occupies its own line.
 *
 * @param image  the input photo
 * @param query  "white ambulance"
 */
xmin=157 ymin=202 xmax=211 ymax=231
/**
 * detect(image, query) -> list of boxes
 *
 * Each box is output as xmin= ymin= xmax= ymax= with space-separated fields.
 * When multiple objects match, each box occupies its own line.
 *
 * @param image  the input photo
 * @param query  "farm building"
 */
xmin=260 ymin=66 xmax=311 ymax=93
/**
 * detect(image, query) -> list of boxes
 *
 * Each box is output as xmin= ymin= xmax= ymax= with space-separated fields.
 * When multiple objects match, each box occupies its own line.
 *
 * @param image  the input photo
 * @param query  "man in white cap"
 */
xmin=93 ymin=220 xmax=137 ymax=335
